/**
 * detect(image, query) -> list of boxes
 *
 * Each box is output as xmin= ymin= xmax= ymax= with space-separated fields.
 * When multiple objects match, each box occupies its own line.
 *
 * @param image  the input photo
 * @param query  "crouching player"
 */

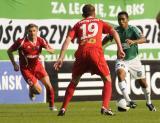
xmin=7 ymin=23 xmax=57 ymax=111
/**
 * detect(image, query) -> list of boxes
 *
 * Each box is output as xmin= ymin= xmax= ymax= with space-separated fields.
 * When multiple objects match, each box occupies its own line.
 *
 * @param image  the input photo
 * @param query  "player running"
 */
xmin=54 ymin=4 xmax=125 ymax=116
xmin=103 ymin=11 xmax=156 ymax=111
xmin=7 ymin=23 xmax=57 ymax=111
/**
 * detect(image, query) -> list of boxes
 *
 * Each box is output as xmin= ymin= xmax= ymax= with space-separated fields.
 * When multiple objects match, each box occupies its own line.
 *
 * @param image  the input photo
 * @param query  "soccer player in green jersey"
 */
xmin=103 ymin=11 xmax=156 ymax=111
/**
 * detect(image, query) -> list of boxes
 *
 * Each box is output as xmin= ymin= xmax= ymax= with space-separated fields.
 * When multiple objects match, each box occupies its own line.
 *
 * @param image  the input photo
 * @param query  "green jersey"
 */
xmin=115 ymin=25 xmax=141 ymax=60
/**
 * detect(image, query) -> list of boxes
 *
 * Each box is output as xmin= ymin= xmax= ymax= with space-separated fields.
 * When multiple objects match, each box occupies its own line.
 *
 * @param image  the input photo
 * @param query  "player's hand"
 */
xmin=54 ymin=58 xmax=63 ymax=71
xmin=117 ymin=49 xmax=125 ymax=59
xmin=13 ymin=63 xmax=19 ymax=71
xmin=46 ymin=48 xmax=54 ymax=54
xmin=126 ymin=39 xmax=135 ymax=46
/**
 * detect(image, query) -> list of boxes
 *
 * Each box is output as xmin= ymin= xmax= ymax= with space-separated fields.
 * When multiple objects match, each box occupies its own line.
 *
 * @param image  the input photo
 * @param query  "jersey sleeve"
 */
xmin=68 ymin=24 xmax=78 ymax=43
xmin=40 ymin=38 xmax=51 ymax=49
xmin=9 ymin=38 xmax=22 ymax=51
xmin=132 ymin=26 xmax=142 ymax=39
xmin=102 ymin=21 xmax=113 ymax=34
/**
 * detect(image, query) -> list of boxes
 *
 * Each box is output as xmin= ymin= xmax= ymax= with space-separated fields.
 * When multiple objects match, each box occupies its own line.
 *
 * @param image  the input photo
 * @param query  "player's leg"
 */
xmin=129 ymin=59 xmax=153 ymax=110
xmin=35 ymin=62 xmax=57 ymax=111
xmin=138 ymin=78 xmax=150 ymax=103
xmin=40 ymin=76 xmax=57 ymax=111
xmin=100 ymin=74 xmax=115 ymax=116
xmin=89 ymin=48 xmax=114 ymax=115
xmin=21 ymin=67 xmax=42 ymax=101
xmin=58 ymin=58 xmax=86 ymax=116
xmin=58 ymin=75 xmax=81 ymax=116
xmin=101 ymin=74 xmax=112 ymax=109
xmin=115 ymin=60 xmax=136 ymax=108
xmin=130 ymin=60 xmax=153 ymax=109
xmin=129 ymin=59 xmax=155 ymax=110
xmin=29 ymin=82 xmax=42 ymax=101
xmin=137 ymin=78 xmax=156 ymax=111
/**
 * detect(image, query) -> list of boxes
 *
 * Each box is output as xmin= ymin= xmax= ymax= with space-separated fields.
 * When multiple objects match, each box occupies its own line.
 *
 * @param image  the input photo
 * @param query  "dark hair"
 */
xmin=118 ymin=11 xmax=129 ymax=18
xmin=26 ymin=23 xmax=38 ymax=30
xmin=156 ymin=11 xmax=160 ymax=24
xmin=82 ymin=4 xmax=95 ymax=18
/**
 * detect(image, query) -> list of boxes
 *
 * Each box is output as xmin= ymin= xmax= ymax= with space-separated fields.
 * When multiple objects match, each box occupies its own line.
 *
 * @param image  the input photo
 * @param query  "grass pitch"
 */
xmin=0 ymin=100 xmax=159 ymax=123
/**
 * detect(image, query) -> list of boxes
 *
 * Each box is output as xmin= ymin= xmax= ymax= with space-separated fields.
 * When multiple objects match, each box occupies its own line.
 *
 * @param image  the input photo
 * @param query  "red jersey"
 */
xmin=68 ymin=17 xmax=113 ymax=50
xmin=69 ymin=17 xmax=113 ymax=78
xmin=10 ymin=37 xmax=49 ymax=67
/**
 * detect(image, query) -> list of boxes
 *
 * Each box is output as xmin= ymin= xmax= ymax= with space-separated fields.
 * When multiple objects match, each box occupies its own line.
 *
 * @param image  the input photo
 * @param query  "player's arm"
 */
xmin=102 ymin=21 xmax=125 ymax=58
xmin=45 ymin=45 xmax=54 ymax=54
xmin=126 ymin=36 xmax=146 ymax=46
xmin=102 ymin=22 xmax=114 ymax=46
xmin=126 ymin=27 xmax=146 ymax=46
xmin=54 ymin=23 xmax=77 ymax=71
xmin=41 ymin=38 xmax=55 ymax=54
xmin=110 ymin=28 xmax=125 ymax=59
xmin=7 ymin=47 xmax=19 ymax=71
xmin=58 ymin=36 xmax=71 ymax=60
xmin=54 ymin=36 xmax=72 ymax=71
xmin=102 ymin=35 xmax=113 ymax=46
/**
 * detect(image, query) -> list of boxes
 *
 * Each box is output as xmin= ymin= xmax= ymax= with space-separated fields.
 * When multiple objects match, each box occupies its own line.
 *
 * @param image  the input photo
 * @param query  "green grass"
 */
xmin=0 ymin=100 xmax=159 ymax=123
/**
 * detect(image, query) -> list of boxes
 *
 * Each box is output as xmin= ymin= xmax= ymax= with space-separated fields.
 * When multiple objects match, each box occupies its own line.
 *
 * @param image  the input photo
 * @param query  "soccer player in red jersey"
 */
xmin=54 ymin=4 xmax=125 ymax=116
xmin=7 ymin=23 xmax=57 ymax=111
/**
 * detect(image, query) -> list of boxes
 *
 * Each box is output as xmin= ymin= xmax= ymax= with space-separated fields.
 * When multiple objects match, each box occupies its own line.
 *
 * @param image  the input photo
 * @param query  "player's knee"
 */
xmin=71 ymin=76 xmax=81 ymax=86
xmin=138 ymin=79 xmax=147 ymax=88
xmin=33 ymin=83 xmax=42 ymax=94
xmin=117 ymin=69 xmax=126 ymax=80
xmin=35 ymin=87 xmax=42 ymax=94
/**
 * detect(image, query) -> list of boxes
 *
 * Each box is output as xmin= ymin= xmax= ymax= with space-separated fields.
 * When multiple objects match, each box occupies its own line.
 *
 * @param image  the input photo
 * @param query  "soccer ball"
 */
xmin=117 ymin=98 xmax=130 ymax=112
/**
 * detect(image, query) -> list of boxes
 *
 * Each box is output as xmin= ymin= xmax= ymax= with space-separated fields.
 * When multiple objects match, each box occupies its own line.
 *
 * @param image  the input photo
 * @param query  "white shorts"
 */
xmin=115 ymin=57 xmax=145 ymax=79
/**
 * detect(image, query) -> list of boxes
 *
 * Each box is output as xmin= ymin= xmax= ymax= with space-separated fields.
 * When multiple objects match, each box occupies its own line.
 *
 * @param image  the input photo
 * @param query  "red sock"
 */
xmin=61 ymin=82 xmax=76 ymax=110
xmin=102 ymin=81 xmax=112 ymax=109
xmin=48 ymin=87 xmax=55 ymax=107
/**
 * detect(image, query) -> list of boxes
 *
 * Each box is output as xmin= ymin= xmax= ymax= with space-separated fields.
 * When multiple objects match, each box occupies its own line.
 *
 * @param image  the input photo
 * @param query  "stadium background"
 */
xmin=0 ymin=0 xmax=160 ymax=104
